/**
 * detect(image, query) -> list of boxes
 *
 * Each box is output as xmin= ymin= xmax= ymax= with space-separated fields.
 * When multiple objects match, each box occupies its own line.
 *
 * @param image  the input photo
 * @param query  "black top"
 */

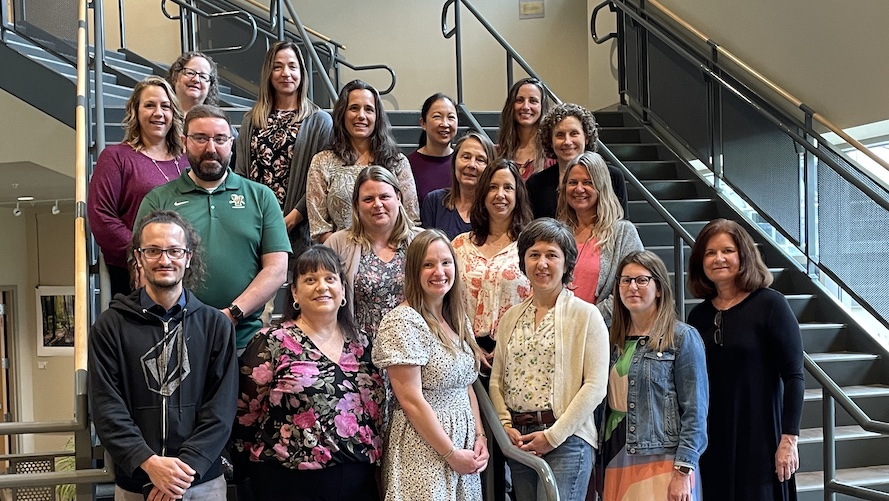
xmin=687 ymin=287 xmax=804 ymax=500
xmin=525 ymin=162 xmax=629 ymax=219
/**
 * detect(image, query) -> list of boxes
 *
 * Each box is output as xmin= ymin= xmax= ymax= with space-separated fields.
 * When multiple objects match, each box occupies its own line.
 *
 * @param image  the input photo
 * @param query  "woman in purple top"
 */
xmin=421 ymin=131 xmax=494 ymax=240
xmin=87 ymin=76 xmax=187 ymax=296
xmin=407 ymin=93 xmax=458 ymax=202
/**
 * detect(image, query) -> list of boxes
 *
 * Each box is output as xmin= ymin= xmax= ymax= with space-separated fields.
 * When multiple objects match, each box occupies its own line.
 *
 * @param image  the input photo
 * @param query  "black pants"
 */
xmin=107 ymin=263 xmax=132 ymax=298
xmin=247 ymin=461 xmax=379 ymax=501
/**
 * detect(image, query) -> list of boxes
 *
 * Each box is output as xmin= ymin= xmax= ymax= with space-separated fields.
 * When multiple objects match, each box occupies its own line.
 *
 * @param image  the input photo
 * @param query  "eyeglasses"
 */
xmin=618 ymin=275 xmax=654 ymax=288
xmin=186 ymin=134 xmax=233 ymax=146
xmin=713 ymin=310 xmax=724 ymax=346
xmin=179 ymin=67 xmax=211 ymax=83
xmin=138 ymin=247 xmax=190 ymax=260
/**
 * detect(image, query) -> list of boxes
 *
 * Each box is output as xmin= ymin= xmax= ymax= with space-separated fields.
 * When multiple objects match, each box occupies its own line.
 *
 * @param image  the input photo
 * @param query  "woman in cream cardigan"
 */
xmin=489 ymin=218 xmax=609 ymax=501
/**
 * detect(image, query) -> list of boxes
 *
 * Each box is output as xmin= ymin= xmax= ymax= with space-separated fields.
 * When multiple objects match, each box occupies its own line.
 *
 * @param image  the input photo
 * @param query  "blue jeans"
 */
xmin=509 ymin=434 xmax=594 ymax=501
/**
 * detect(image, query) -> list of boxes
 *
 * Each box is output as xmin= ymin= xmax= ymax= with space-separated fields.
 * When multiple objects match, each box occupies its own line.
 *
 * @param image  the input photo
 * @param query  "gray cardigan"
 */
xmin=595 ymin=219 xmax=644 ymax=325
xmin=235 ymin=109 xmax=333 ymax=256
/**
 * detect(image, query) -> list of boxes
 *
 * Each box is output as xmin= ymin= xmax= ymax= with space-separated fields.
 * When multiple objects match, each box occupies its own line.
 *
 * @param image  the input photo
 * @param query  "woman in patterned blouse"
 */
xmin=453 ymin=159 xmax=533 ymax=365
xmin=235 ymin=41 xmax=333 ymax=257
xmin=307 ymin=80 xmax=420 ymax=243
xmin=234 ymin=245 xmax=385 ymax=501
xmin=325 ymin=166 xmax=420 ymax=340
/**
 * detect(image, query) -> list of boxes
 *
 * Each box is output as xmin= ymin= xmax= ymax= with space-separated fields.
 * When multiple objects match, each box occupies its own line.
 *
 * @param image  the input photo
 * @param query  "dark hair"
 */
xmin=130 ymin=210 xmax=205 ymax=289
xmin=687 ymin=218 xmax=773 ymax=299
xmin=610 ymin=250 xmax=676 ymax=353
xmin=539 ymin=103 xmax=599 ymax=159
xmin=330 ymin=80 xmax=401 ymax=170
xmin=516 ymin=217 xmax=578 ymax=285
xmin=417 ymin=93 xmax=457 ymax=147
xmin=167 ymin=51 xmax=219 ymax=106
xmin=443 ymin=131 xmax=495 ymax=210
xmin=123 ymin=76 xmax=184 ymax=157
xmin=281 ymin=245 xmax=359 ymax=341
xmin=469 ymin=159 xmax=532 ymax=246
xmin=497 ymin=78 xmax=551 ymax=174
xmin=184 ymin=104 xmax=231 ymax=135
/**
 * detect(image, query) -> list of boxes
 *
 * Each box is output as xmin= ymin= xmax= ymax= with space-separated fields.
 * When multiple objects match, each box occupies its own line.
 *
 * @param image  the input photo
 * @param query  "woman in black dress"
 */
xmin=686 ymin=218 xmax=804 ymax=500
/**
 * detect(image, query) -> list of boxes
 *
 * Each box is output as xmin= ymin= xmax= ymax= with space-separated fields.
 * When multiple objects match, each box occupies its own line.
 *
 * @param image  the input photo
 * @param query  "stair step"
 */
xmin=607 ymin=142 xmax=672 ymax=161
xmin=809 ymin=352 xmax=880 ymax=363
xmin=634 ymin=220 xmax=709 ymax=247
xmin=804 ymin=384 xmax=889 ymax=401
xmin=626 ymin=199 xmax=714 ymax=223
xmin=796 ymin=465 xmax=889 ymax=493
xmin=599 ymin=126 xmax=654 ymax=144
xmin=806 ymin=351 xmax=882 ymax=388
xmin=799 ymin=323 xmax=848 ymax=353
xmin=622 ymin=160 xmax=685 ymax=179
xmin=799 ymin=425 xmax=882 ymax=444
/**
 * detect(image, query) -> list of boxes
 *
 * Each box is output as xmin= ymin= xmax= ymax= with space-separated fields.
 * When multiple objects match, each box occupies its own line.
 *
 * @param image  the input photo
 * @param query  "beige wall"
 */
xmin=656 ymin=0 xmax=889 ymax=129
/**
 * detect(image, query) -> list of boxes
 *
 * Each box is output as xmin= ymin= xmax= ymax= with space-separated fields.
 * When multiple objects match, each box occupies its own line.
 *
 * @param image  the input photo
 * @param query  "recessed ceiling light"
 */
xmin=17 ymin=196 xmax=34 ymax=201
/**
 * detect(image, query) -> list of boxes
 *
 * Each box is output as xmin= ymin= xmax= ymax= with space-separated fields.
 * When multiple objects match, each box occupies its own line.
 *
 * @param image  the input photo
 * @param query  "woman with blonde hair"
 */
xmin=88 ymin=75 xmax=187 ymax=296
xmin=235 ymin=41 xmax=333 ymax=256
xmin=556 ymin=151 xmax=642 ymax=324
xmin=326 ymin=166 xmax=420 ymax=340
xmin=601 ymin=250 xmax=707 ymax=501
xmin=373 ymin=229 xmax=488 ymax=500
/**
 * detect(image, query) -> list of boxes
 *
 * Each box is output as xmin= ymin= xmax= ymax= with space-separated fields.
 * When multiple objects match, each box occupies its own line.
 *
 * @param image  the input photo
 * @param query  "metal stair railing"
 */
xmin=473 ymin=380 xmax=559 ymax=501
xmin=592 ymin=1 xmax=889 ymax=498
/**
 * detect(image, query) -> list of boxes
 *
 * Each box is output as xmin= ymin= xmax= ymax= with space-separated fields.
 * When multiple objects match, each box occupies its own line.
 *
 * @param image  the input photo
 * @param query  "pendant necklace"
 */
xmin=150 ymin=156 xmax=181 ymax=182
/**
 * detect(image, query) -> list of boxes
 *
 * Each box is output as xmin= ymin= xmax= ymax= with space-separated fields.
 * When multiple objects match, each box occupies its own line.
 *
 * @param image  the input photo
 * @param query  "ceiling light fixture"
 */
xmin=13 ymin=203 xmax=21 ymax=217
xmin=52 ymin=201 xmax=60 ymax=215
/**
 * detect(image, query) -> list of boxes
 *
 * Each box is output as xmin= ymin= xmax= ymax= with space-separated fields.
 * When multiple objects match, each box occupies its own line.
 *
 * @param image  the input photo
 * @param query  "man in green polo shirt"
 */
xmin=137 ymin=105 xmax=291 ymax=350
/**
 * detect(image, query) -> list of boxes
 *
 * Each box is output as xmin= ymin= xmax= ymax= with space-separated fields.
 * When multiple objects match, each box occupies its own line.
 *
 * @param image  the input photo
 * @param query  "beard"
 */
xmin=187 ymin=150 xmax=230 ymax=182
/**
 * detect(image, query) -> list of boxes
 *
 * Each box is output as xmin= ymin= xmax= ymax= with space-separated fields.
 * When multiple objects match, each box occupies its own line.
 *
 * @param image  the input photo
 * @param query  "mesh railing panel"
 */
xmin=647 ymin=36 xmax=709 ymax=164
xmin=12 ymin=0 xmax=76 ymax=58
xmin=721 ymin=90 xmax=802 ymax=244
xmin=623 ymin=16 xmax=640 ymax=101
xmin=817 ymin=147 xmax=889 ymax=321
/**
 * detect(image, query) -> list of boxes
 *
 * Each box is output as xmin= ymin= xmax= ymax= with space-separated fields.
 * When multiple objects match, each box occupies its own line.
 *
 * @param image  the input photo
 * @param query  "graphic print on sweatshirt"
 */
xmin=140 ymin=323 xmax=191 ymax=396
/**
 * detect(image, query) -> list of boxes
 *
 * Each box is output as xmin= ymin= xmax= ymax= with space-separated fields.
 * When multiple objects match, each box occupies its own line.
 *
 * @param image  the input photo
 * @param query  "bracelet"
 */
xmin=442 ymin=444 xmax=457 ymax=460
xmin=475 ymin=432 xmax=486 ymax=439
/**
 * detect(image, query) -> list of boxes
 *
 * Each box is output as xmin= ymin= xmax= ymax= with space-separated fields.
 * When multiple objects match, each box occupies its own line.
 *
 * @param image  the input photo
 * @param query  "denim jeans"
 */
xmin=508 ymin=434 xmax=594 ymax=501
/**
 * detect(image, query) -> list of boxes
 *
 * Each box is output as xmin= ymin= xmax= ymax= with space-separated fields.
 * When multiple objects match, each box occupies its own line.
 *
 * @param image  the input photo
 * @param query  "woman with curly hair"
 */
xmin=88 ymin=76 xmax=187 ymax=296
xmin=166 ymin=51 xmax=219 ymax=113
xmin=307 ymin=80 xmax=420 ymax=243
xmin=527 ymin=103 xmax=627 ymax=219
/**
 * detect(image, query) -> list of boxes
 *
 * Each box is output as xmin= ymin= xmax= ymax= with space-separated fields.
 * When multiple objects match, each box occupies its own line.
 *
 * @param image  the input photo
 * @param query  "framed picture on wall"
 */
xmin=36 ymin=286 xmax=75 ymax=356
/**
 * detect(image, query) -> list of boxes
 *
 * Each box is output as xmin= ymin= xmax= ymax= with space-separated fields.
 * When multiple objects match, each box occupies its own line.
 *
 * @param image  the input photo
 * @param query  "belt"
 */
xmin=510 ymin=410 xmax=556 ymax=427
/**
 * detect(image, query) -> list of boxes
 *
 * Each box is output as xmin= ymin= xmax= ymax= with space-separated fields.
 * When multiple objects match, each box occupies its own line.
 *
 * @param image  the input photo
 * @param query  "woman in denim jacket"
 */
xmin=600 ymin=250 xmax=708 ymax=501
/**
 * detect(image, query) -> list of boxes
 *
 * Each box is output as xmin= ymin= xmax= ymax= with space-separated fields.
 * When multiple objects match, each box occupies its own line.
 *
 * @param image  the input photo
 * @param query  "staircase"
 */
xmin=596 ymin=107 xmax=889 ymax=500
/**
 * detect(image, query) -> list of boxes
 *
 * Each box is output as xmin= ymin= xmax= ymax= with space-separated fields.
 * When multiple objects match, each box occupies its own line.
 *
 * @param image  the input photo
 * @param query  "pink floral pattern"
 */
xmin=233 ymin=321 xmax=385 ymax=470
xmin=452 ymin=234 xmax=532 ymax=340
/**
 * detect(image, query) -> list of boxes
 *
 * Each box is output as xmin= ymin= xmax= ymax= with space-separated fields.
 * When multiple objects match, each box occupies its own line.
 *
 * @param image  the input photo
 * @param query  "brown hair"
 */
xmin=130 ymin=210 xmax=205 ymax=289
xmin=687 ymin=218 xmax=773 ymax=299
xmin=468 ymin=159 xmax=532 ymax=246
xmin=443 ymin=131 xmax=495 ymax=210
xmin=497 ymin=78 xmax=551 ymax=175
xmin=610 ymin=250 xmax=676 ymax=353
xmin=347 ymin=166 xmax=414 ymax=251
xmin=516 ymin=218 xmax=578 ymax=285
xmin=330 ymin=80 xmax=401 ymax=170
xmin=248 ymin=41 xmax=320 ymax=129
xmin=123 ymin=76 xmax=184 ymax=157
xmin=166 ymin=51 xmax=219 ymax=106
xmin=538 ymin=103 xmax=598 ymax=160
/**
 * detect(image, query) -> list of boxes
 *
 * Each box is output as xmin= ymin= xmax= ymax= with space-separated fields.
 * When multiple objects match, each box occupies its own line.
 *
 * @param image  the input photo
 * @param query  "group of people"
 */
xmin=85 ymin=41 xmax=805 ymax=501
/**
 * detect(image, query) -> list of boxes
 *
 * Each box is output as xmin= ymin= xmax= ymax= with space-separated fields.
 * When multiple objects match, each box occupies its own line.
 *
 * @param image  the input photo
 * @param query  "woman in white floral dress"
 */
xmin=307 ymin=80 xmax=420 ymax=243
xmin=452 ymin=159 xmax=533 ymax=365
xmin=374 ymin=229 xmax=488 ymax=500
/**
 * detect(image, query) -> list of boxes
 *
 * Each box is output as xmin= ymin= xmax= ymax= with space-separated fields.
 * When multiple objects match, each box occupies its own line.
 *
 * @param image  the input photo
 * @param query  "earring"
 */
xmin=292 ymin=301 xmax=300 ymax=311
xmin=340 ymin=298 xmax=347 ymax=308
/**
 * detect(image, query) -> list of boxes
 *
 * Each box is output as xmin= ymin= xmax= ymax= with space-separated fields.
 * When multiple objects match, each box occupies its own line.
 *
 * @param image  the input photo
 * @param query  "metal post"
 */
xmin=674 ymin=233 xmax=686 ymax=320
xmin=506 ymin=53 xmax=513 ymax=91
xmin=802 ymin=107 xmax=819 ymax=277
xmin=454 ymin=0 xmax=464 ymax=104
xmin=117 ymin=0 xmax=125 ymax=49
xmin=74 ymin=372 xmax=94 ymax=501
xmin=275 ymin=0 xmax=284 ymax=40
xmin=822 ymin=388 xmax=836 ymax=501
xmin=708 ymin=42 xmax=722 ymax=187
xmin=637 ymin=0 xmax=650 ymax=122
xmin=92 ymin=0 xmax=106 ymax=153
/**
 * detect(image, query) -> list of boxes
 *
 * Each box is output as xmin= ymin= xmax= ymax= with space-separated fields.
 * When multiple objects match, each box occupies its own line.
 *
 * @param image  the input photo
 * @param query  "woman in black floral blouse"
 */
xmin=235 ymin=245 xmax=385 ymax=500
xmin=235 ymin=41 xmax=333 ymax=257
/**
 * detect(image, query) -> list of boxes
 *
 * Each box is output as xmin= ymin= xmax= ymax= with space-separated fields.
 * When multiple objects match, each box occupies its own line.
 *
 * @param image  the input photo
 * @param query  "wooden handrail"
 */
xmin=647 ymin=0 xmax=889 ymax=172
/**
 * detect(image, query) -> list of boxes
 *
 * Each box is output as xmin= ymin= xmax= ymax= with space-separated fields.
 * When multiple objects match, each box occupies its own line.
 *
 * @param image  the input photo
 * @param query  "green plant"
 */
xmin=55 ymin=436 xmax=76 ymax=501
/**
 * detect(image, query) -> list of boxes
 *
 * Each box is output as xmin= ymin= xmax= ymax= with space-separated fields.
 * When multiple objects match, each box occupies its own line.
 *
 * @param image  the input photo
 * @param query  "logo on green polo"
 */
xmin=230 ymin=194 xmax=245 ymax=209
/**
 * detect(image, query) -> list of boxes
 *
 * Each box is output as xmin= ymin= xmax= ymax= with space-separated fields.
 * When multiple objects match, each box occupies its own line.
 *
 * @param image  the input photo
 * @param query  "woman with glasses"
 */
xmin=686 ymin=218 xmax=804 ymax=501
xmin=600 ymin=250 xmax=707 ymax=501
xmin=88 ymin=76 xmax=187 ymax=296
xmin=527 ymin=103 xmax=627 ymax=219
xmin=489 ymin=218 xmax=609 ymax=501
xmin=235 ymin=41 xmax=333 ymax=256
xmin=166 ymin=51 xmax=219 ymax=114
xmin=556 ymin=151 xmax=642 ymax=325
xmin=495 ymin=78 xmax=553 ymax=180
xmin=307 ymin=80 xmax=420 ymax=244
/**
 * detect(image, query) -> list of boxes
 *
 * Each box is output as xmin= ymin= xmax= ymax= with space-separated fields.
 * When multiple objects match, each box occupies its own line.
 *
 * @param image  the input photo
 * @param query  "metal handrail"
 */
xmin=804 ymin=354 xmax=889 ymax=435
xmin=440 ymin=0 xmax=561 ymax=106
xmin=473 ymin=380 xmax=559 ymax=501
xmin=160 ymin=0 xmax=258 ymax=54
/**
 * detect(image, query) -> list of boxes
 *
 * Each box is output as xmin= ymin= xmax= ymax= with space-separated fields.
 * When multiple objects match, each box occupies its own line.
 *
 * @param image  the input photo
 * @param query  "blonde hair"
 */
xmin=248 ymin=41 xmax=320 ymax=129
xmin=347 ymin=166 xmax=414 ymax=251
xmin=610 ymin=250 xmax=677 ymax=353
xmin=404 ymin=230 xmax=483 ymax=369
xmin=557 ymin=151 xmax=624 ymax=251
xmin=123 ymin=76 xmax=184 ymax=157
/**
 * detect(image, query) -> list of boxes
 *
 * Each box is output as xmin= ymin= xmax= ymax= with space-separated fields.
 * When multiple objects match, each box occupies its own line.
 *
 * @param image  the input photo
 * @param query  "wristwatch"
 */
xmin=228 ymin=303 xmax=244 ymax=321
xmin=674 ymin=465 xmax=693 ymax=475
